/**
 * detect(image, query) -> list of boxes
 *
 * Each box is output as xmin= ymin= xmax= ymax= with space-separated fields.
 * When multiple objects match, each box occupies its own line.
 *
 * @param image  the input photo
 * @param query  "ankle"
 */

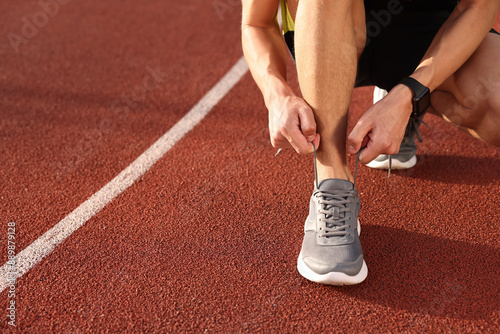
xmin=316 ymin=162 xmax=353 ymax=183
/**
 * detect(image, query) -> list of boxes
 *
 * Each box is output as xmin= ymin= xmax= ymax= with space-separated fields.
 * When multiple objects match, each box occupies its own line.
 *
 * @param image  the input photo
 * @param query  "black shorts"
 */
xmin=283 ymin=0 xmax=498 ymax=91
xmin=356 ymin=3 xmax=453 ymax=89
xmin=356 ymin=1 xmax=499 ymax=89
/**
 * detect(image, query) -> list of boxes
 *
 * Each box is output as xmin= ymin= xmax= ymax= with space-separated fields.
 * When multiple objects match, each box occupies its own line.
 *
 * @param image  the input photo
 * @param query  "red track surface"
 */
xmin=0 ymin=1 xmax=499 ymax=332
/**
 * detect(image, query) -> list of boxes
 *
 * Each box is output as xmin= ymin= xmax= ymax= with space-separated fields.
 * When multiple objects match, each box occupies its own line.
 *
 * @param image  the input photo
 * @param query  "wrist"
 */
xmin=264 ymin=74 xmax=295 ymax=109
xmin=391 ymin=84 xmax=414 ymax=117
xmin=398 ymin=76 xmax=431 ymax=118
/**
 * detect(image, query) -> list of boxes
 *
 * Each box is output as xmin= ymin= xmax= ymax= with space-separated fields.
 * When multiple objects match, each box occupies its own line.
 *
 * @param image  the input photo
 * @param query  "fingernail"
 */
xmin=348 ymin=145 xmax=356 ymax=154
xmin=307 ymin=135 xmax=315 ymax=142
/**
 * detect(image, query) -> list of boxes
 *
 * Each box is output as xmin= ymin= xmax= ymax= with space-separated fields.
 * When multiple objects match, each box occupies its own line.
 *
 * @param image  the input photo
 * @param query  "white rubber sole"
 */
xmin=365 ymin=155 xmax=417 ymax=170
xmin=297 ymin=220 xmax=368 ymax=286
xmin=297 ymin=252 xmax=368 ymax=286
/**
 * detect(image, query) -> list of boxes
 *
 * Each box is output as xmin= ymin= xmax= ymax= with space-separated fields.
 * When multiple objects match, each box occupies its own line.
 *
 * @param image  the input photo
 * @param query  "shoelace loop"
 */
xmin=387 ymin=115 xmax=431 ymax=178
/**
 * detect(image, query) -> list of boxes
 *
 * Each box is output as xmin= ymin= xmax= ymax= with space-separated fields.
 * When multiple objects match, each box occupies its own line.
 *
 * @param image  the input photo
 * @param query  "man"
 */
xmin=241 ymin=0 xmax=500 ymax=285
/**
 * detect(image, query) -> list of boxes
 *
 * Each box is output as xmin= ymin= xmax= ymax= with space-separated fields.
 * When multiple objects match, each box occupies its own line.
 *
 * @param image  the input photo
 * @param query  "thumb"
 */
xmin=301 ymin=133 xmax=320 ymax=154
xmin=298 ymin=106 xmax=317 ymax=143
xmin=308 ymin=133 xmax=321 ymax=153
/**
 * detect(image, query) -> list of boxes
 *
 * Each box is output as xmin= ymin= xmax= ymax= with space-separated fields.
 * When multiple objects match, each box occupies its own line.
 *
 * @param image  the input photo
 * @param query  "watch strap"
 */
xmin=399 ymin=77 xmax=430 ymax=117
xmin=399 ymin=77 xmax=427 ymax=98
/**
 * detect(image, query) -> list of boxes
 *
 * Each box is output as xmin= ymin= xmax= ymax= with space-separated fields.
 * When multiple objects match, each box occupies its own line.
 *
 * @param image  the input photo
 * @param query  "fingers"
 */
xmin=359 ymin=136 xmax=400 ymax=164
xmin=270 ymin=132 xmax=293 ymax=150
xmin=351 ymin=129 xmax=402 ymax=164
xmin=348 ymin=118 xmax=372 ymax=155
xmin=348 ymin=116 xmax=401 ymax=164
xmin=361 ymin=136 xmax=370 ymax=150
xmin=284 ymin=126 xmax=314 ymax=154
xmin=358 ymin=139 xmax=380 ymax=164
xmin=298 ymin=106 xmax=317 ymax=143
xmin=270 ymin=97 xmax=319 ymax=154
xmin=311 ymin=133 xmax=320 ymax=150
xmin=270 ymin=121 xmax=312 ymax=153
xmin=282 ymin=108 xmax=317 ymax=154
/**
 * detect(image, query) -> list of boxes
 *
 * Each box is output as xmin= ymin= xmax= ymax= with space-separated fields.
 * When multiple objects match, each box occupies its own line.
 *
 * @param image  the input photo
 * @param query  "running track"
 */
xmin=0 ymin=1 xmax=499 ymax=332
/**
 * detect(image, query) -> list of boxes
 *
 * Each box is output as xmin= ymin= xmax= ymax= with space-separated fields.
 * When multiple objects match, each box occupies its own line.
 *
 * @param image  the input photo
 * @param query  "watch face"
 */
xmin=415 ymin=87 xmax=431 ymax=115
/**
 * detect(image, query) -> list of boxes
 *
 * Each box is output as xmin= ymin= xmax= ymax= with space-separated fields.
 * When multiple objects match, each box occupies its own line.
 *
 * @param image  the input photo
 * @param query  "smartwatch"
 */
xmin=399 ymin=77 xmax=430 ymax=118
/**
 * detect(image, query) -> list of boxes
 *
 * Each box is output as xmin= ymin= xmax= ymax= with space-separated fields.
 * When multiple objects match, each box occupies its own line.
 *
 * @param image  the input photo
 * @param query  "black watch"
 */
xmin=399 ymin=77 xmax=430 ymax=118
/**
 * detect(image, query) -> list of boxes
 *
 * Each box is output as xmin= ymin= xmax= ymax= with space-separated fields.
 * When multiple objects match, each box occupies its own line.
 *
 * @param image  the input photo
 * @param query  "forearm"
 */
xmin=241 ymin=23 xmax=294 ymax=108
xmin=411 ymin=0 xmax=500 ymax=91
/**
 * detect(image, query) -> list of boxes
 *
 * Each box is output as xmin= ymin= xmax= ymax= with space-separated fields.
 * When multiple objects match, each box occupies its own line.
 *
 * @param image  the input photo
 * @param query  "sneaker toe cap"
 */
xmin=303 ymin=254 xmax=364 ymax=276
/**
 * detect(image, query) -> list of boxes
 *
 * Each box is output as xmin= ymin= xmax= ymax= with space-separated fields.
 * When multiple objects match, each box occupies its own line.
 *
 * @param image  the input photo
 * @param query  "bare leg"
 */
xmin=295 ymin=0 xmax=364 ymax=182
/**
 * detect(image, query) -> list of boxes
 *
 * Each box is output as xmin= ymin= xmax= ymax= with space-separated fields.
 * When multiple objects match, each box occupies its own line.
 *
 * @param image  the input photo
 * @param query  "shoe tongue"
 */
xmin=318 ymin=179 xmax=354 ymax=192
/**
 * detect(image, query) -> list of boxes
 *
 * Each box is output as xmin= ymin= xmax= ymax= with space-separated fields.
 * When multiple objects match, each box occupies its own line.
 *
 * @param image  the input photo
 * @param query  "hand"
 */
xmin=268 ymin=94 xmax=320 ymax=154
xmin=348 ymin=85 xmax=414 ymax=164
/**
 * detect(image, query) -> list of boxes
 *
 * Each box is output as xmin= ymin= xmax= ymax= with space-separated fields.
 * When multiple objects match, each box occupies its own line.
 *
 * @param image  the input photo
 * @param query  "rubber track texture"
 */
xmin=0 ymin=2 xmax=499 ymax=332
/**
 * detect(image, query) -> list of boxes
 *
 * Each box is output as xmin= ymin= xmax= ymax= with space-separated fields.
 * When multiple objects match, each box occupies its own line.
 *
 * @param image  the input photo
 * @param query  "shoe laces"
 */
xmin=387 ymin=114 xmax=431 ymax=178
xmin=404 ymin=114 xmax=430 ymax=144
xmin=312 ymin=143 xmax=362 ymax=189
xmin=312 ymin=143 xmax=360 ymax=238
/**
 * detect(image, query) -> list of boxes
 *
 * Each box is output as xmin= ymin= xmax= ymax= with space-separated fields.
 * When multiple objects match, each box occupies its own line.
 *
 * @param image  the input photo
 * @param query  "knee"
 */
xmin=485 ymin=87 xmax=500 ymax=117
xmin=481 ymin=95 xmax=500 ymax=146
xmin=475 ymin=75 xmax=500 ymax=122
xmin=465 ymin=88 xmax=500 ymax=146
xmin=474 ymin=113 xmax=500 ymax=147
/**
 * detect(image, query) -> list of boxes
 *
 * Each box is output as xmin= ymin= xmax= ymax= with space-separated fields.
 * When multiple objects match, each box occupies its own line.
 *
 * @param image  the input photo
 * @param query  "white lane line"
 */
xmin=0 ymin=56 xmax=249 ymax=292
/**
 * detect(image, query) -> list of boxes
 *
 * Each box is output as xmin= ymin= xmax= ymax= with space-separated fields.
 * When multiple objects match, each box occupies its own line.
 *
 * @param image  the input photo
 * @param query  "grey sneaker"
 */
xmin=366 ymin=114 xmax=425 ymax=170
xmin=367 ymin=87 xmax=427 ymax=170
xmin=297 ymin=179 xmax=368 ymax=285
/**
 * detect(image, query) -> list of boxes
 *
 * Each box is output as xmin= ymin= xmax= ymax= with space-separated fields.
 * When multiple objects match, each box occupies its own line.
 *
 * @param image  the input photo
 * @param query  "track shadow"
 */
xmin=336 ymin=225 xmax=500 ymax=321
xmin=385 ymin=155 xmax=500 ymax=185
